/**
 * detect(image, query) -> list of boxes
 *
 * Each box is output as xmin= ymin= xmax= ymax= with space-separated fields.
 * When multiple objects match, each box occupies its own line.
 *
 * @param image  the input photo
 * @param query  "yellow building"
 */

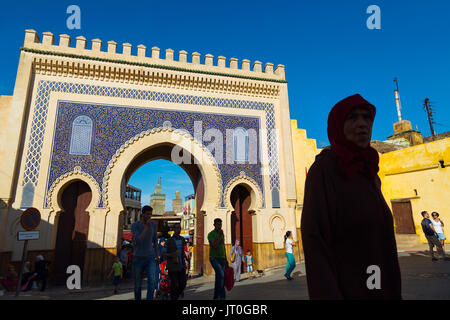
xmin=290 ymin=120 xmax=320 ymax=260
xmin=379 ymin=137 xmax=450 ymax=246
xmin=291 ymin=119 xmax=450 ymax=257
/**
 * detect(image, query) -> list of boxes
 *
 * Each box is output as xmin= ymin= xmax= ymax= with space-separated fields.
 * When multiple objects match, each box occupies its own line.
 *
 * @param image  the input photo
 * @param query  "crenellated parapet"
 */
xmin=22 ymin=30 xmax=286 ymax=85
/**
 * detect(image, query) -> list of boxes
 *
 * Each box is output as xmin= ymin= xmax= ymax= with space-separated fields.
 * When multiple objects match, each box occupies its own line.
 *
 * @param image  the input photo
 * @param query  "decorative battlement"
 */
xmin=23 ymin=30 xmax=286 ymax=83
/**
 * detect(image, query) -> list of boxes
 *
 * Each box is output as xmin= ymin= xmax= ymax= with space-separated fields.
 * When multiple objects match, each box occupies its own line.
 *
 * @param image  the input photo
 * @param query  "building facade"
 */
xmin=0 ymin=30 xmax=298 ymax=282
xmin=123 ymin=184 xmax=141 ymax=229
xmin=173 ymin=191 xmax=183 ymax=214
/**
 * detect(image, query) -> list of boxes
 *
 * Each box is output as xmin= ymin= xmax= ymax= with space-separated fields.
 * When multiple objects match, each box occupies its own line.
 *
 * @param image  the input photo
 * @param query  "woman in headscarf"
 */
xmin=301 ymin=94 xmax=402 ymax=300
xmin=230 ymin=240 xmax=244 ymax=282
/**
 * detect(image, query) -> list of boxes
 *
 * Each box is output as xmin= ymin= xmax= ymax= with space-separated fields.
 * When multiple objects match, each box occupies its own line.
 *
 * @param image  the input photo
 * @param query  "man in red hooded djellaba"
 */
xmin=301 ymin=94 xmax=402 ymax=300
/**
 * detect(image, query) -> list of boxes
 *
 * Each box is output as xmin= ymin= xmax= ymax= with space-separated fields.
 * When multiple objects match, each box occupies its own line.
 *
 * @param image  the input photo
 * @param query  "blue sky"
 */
xmin=128 ymin=160 xmax=194 ymax=211
xmin=1 ymin=0 xmax=449 ymax=205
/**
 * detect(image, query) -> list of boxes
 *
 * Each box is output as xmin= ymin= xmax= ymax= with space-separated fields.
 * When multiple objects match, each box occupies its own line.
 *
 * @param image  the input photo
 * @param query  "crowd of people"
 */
xmin=114 ymin=205 xmax=192 ymax=300
xmin=1 ymin=95 xmax=447 ymax=301
xmin=0 ymin=255 xmax=51 ymax=293
xmin=207 ymin=218 xmax=298 ymax=300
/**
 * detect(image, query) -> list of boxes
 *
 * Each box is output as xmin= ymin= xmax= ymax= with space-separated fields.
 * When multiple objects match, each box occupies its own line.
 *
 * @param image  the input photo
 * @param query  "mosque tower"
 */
xmin=387 ymin=78 xmax=423 ymax=146
xmin=150 ymin=177 xmax=166 ymax=216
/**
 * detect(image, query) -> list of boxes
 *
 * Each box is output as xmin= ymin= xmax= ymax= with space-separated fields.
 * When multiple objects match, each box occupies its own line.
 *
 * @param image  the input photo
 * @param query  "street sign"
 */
xmin=20 ymin=207 xmax=41 ymax=231
xmin=18 ymin=231 xmax=40 ymax=241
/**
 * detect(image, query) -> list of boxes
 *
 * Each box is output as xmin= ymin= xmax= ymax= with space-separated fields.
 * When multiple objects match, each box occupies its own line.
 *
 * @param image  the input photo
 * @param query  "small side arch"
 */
xmin=224 ymin=171 xmax=263 ymax=213
xmin=48 ymin=166 xmax=101 ymax=215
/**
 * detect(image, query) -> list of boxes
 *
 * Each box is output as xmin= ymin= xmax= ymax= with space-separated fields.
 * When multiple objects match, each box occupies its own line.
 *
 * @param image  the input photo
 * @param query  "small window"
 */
xmin=69 ymin=116 xmax=93 ymax=156
xmin=233 ymin=127 xmax=249 ymax=162
xmin=272 ymin=188 xmax=280 ymax=208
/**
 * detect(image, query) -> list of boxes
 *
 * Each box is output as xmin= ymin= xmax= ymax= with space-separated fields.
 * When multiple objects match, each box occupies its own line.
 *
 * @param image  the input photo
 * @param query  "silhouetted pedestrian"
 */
xmin=131 ymin=206 xmax=159 ymax=300
xmin=208 ymin=218 xmax=227 ymax=300
xmin=163 ymin=223 xmax=188 ymax=300
xmin=34 ymin=255 xmax=51 ymax=292
xmin=301 ymin=94 xmax=402 ymax=299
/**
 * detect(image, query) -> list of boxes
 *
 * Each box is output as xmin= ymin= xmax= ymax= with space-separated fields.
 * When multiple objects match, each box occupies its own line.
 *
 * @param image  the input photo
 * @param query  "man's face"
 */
xmin=141 ymin=211 xmax=152 ymax=222
xmin=214 ymin=221 xmax=222 ymax=231
xmin=343 ymin=107 xmax=374 ymax=148
xmin=423 ymin=212 xmax=430 ymax=219
xmin=174 ymin=224 xmax=181 ymax=235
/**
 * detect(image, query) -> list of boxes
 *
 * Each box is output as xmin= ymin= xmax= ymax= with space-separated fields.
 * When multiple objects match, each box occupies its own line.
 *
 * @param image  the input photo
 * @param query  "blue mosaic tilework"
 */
xmin=22 ymin=80 xmax=280 ymax=208
xmin=46 ymin=101 xmax=264 ymax=208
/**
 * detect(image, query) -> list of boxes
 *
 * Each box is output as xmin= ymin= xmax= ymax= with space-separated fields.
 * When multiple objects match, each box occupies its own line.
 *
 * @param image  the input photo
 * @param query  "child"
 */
xmin=245 ymin=250 xmax=255 ymax=279
xmin=108 ymin=256 xmax=123 ymax=294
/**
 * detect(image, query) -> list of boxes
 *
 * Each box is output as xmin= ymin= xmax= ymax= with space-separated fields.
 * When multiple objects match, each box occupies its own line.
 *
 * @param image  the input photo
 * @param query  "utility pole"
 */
xmin=423 ymin=98 xmax=436 ymax=140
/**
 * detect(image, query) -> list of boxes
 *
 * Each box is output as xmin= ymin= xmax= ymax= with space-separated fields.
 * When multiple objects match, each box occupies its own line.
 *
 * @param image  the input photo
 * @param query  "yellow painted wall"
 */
xmin=379 ymin=137 xmax=450 ymax=244
xmin=290 ymin=119 xmax=320 ymax=233
xmin=0 ymin=96 xmax=12 ymax=167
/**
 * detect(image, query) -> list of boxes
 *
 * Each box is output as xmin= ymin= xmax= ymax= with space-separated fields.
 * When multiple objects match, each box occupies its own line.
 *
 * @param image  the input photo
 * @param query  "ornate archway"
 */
xmin=104 ymin=127 xmax=222 ymax=214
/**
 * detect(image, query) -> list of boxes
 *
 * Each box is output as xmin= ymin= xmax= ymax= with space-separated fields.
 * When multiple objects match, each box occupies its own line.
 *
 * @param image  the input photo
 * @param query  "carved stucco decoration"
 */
xmin=270 ymin=212 xmax=286 ymax=249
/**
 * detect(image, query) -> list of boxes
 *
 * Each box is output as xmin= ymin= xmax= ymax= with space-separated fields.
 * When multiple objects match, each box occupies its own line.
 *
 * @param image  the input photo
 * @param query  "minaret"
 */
xmin=394 ymin=78 xmax=402 ymax=122
xmin=387 ymin=78 xmax=423 ymax=146
xmin=150 ymin=177 xmax=166 ymax=215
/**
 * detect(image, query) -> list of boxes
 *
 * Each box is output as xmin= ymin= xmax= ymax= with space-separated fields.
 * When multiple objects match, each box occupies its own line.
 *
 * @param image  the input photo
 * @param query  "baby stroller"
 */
xmin=155 ymin=260 xmax=170 ymax=300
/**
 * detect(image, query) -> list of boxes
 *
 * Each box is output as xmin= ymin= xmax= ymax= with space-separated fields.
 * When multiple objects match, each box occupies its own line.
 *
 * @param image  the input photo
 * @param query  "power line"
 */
xmin=435 ymin=122 xmax=450 ymax=129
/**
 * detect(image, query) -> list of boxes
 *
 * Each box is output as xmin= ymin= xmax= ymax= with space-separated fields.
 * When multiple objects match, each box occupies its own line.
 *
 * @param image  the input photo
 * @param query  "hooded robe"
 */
xmin=301 ymin=94 xmax=402 ymax=300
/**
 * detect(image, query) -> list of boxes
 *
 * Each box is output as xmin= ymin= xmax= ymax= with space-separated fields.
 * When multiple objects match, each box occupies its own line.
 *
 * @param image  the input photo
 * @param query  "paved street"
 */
xmin=1 ymin=251 xmax=449 ymax=300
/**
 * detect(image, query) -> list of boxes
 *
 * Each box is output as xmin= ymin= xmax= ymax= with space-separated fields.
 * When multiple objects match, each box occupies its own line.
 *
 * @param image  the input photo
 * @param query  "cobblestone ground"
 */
xmin=1 ymin=252 xmax=449 ymax=300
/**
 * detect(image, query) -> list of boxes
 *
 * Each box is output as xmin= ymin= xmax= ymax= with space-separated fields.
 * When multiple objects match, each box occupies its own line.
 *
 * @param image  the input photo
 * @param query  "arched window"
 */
xmin=233 ymin=127 xmax=249 ymax=162
xmin=69 ymin=115 xmax=93 ymax=156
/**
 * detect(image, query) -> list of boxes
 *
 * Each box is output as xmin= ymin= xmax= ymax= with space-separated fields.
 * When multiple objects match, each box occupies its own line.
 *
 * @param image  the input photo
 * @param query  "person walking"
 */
xmin=163 ymin=223 xmax=188 ymax=300
xmin=230 ymin=240 xmax=244 ymax=282
xmin=108 ymin=256 xmax=123 ymax=294
xmin=431 ymin=212 xmax=446 ymax=252
xmin=207 ymin=218 xmax=227 ymax=300
xmin=284 ymin=231 xmax=296 ymax=280
xmin=301 ymin=94 xmax=402 ymax=299
xmin=421 ymin=211 xmax=445 ymax=261
xmin=34 ymin=255 xmax=51 ymax=292
xmin=131 ymin=205 xmax=159 ymax=300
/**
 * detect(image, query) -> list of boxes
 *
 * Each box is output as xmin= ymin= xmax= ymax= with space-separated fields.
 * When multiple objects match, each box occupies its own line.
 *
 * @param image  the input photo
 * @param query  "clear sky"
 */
xmin=1 ymin=0 xmax=449 ymax=203
xmin=128 ymin=160 xmax=194 ymax=211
